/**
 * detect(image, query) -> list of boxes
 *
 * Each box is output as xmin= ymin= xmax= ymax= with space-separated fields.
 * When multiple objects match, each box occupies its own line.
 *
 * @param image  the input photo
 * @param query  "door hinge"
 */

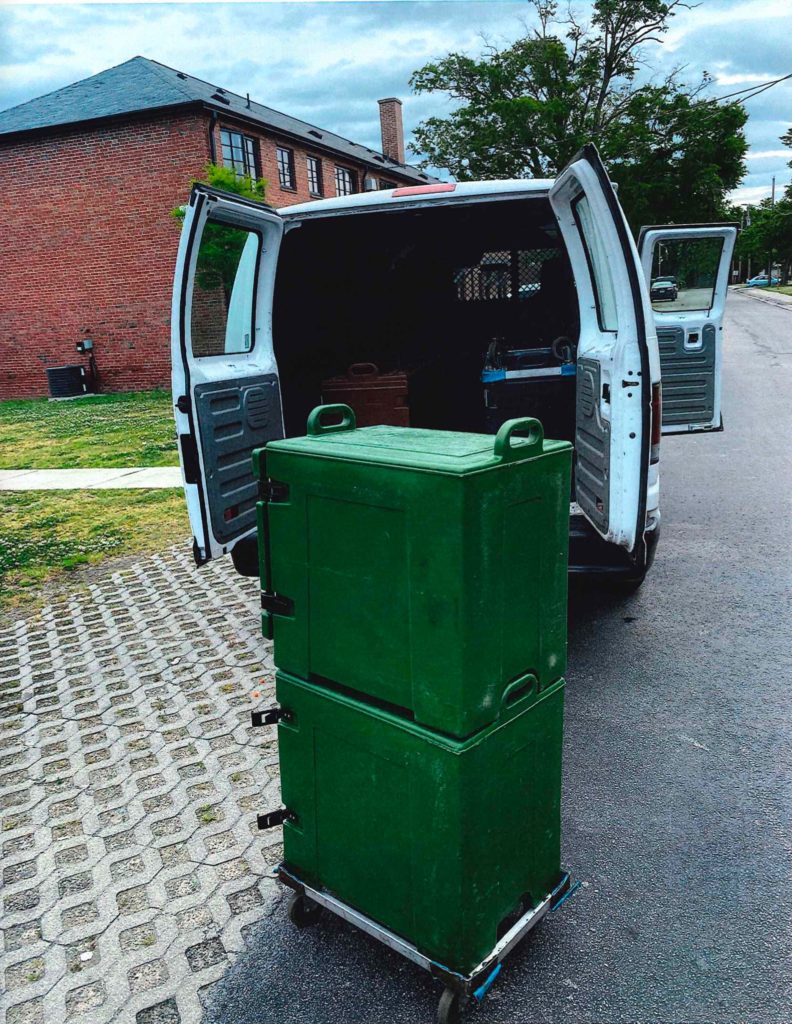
xmin=257 ymin=808 xmax=297 ymax=830
xmin=251 ymin=706 xmax=291 ymax=727
xmin=176 ymin=395 xmax=191 ymax=414
xmin=261 ymin=591 xmax=294 ymax=616
xmin=179 ymin=434 xmax=200 ymax=484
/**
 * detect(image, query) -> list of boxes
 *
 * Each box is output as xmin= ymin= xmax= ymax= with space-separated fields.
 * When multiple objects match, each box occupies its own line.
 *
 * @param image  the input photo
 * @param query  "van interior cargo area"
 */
xmin=273 ymin=197 xmax=580 ymax=455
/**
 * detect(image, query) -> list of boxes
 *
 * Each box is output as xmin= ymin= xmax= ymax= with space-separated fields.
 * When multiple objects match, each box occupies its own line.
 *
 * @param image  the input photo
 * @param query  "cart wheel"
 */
xmin=437 ymin=987 xmax=462 ymax=1024
xmin=287 ymin=892 xmax=323 ymax=929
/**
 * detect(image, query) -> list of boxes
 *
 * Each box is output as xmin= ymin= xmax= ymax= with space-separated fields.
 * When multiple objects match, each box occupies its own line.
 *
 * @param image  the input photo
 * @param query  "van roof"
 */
xmin=280 ymin=178 xmax=554 ymax=220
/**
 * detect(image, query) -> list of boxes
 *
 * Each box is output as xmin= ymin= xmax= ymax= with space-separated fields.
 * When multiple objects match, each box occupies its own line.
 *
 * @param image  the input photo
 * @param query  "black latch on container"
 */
xmin=251 ymin=706 xmax=291 ymax=727
xmin=258 ymin=808 xmax=296 ymax=830
xmin=265 ymin=479 xmax=289 ymax=502
xmin=257 ymin=476 xmax=289 ymax=503
xmin=261 ymin=591 xmax=294 ymax=616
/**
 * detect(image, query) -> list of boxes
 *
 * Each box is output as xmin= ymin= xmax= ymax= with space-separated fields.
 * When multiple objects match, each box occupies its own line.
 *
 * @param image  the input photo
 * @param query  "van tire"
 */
xmin=608 ymin=540 xmax=650 ymax=592
xmin=610 ymin=573 xmax=646 ymax=593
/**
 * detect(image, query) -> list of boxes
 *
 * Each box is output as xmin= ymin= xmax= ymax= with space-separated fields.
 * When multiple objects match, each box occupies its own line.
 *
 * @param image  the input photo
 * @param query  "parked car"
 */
xmin=171 ymin=144 xmax=737 ymax=588
xmin=650 ymin=278 xmax=679 ymax=301
xmin=746 ymin=273 xmax=781 ymax=287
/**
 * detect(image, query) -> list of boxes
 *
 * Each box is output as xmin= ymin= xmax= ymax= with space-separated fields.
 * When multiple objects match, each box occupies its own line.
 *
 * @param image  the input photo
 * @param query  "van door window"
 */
xmin=649 ymin=236 xmax=724 ymax=312
xmin=190 ymin=225 xmax=260 ymax=357
xmin=572 ymin=195 xmax=618 ymax=332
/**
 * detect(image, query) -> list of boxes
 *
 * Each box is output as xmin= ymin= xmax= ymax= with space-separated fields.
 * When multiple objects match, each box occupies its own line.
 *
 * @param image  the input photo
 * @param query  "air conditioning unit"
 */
xmin=364 ymin=177 xmax=379 ymax=191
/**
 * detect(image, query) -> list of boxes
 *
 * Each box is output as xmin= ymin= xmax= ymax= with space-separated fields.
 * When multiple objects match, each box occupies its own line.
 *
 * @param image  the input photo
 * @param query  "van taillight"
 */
xmin=650 ymin=383 xmax=662 ymax=463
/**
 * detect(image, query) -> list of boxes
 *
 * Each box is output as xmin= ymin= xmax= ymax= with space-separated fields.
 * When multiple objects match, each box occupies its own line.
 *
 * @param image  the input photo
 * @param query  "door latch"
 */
xmin=251 ymin=706 xmax=292 ymax=727
xmin=261 ymin=591 xmax=294 ymax=616
xmin=257 ymin=808 xmax=297 ymax=830
xmin=261 ymin=479 xmax=289 ymax=503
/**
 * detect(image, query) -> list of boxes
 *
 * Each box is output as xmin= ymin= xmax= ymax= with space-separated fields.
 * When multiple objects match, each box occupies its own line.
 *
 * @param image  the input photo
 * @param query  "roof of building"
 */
xmin=0 ymin=56 xmax=433 ymax=183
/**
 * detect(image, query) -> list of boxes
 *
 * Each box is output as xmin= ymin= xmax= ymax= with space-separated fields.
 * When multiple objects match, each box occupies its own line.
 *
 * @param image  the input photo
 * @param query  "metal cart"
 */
xmin=275 ymin=863 xmax=576 ymax=1024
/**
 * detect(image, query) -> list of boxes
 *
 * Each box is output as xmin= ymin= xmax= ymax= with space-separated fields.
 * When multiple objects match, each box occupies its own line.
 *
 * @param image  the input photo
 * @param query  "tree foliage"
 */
xmin=171 ymin=163 xmax=269 ymax=298
xmin=409 ymin=0 xmax=747 ymax=228
xmin=734 ymin=130 xmax=792 ymax=280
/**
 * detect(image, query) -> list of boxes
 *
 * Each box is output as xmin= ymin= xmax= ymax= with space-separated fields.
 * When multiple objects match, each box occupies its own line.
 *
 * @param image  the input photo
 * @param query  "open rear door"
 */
xmin=638 ymin=223 xmax=737 ymax=433
xmin=549 ymin=145 xmax=649 ymax=552
xmin=171 ymin=184 xmax=285 ymax=565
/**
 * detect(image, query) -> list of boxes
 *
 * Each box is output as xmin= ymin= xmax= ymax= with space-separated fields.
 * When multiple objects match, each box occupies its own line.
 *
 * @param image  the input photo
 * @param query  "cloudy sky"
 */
xmin=0 ymin=0 xmax=789 ymax=204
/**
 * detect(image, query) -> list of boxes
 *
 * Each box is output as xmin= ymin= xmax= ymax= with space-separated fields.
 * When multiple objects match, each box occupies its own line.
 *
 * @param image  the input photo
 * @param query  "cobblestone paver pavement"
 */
xmin=0 ymin=544 xmax=284 ymax=1024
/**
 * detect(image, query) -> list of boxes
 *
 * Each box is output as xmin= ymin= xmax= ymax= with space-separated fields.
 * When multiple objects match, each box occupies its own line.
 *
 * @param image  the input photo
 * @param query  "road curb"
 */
xmin=732 ymin=287 xmax=792 ymax=311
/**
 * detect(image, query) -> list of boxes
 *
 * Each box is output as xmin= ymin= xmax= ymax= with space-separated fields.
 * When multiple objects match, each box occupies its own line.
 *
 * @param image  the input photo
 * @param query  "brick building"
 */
xmin=0 ymin=57 xmax=433 ymax=398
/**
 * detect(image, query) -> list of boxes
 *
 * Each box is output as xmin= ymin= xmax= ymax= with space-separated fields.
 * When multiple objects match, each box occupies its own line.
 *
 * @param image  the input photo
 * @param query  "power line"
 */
xmin=716 ymin=71 xmax=792 ymax=103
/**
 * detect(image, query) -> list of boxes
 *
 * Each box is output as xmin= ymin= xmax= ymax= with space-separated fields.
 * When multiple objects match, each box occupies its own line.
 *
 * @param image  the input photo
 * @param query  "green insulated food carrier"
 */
xmin=274 ymin=670 xmax=565 ymax=975
xmin=253 ymin=405 xmax=572 ymax=739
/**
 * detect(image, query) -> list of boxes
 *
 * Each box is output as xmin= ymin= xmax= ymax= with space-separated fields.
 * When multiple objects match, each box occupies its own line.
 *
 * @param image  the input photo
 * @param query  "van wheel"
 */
xmin=608 ymin=558 xmax=648 ymax=592
xmin=611 ymin=573 xmax=646 ymax=593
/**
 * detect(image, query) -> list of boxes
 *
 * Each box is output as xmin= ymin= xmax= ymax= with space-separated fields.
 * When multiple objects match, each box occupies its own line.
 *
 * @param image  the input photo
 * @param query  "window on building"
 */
xmin=379 ymin=179 xmax=396 ymax=190
xmin=307 ymin=156 xmax=323 ymax=196
xmin=334 ymin=166 xmax=357 ymax=197
xmin=277 ymin=147 xmax=296 ymax=190
xmin=220 ymin=129 xmax=258 ymax=177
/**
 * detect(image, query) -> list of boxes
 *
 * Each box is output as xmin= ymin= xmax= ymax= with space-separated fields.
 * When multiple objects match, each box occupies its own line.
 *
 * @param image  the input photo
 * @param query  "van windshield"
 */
xmin=273 ymin=197 xmax=579 ymax=446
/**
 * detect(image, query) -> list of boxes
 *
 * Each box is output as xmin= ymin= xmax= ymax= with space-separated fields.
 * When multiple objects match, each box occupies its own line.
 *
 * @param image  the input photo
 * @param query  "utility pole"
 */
xmin=765 ymin=177 xmax=776 ymax=285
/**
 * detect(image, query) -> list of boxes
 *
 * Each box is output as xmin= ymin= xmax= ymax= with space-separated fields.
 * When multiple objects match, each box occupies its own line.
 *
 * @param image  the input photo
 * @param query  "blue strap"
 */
xmin=473 ymin=963 xmax=502 ymax=1002
xmin=551 ymin=878 xmax=582 ymax=911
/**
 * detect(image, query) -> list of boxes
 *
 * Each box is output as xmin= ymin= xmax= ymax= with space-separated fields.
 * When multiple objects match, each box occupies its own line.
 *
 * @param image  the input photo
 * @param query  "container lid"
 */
xmin=267 ymin=405 xmax=571 ymax=474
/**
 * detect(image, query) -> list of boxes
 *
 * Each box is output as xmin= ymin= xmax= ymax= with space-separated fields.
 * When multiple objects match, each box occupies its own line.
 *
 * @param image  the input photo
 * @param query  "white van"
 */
xmin=171 ymin=145 xmax=736 ymax=588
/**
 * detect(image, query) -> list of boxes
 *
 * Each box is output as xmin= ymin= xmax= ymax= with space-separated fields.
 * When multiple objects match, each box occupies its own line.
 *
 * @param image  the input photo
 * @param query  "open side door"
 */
xmin=638 ymin=223 xmax=737 ymax=434
xmin=171 ymin=184 xmax=285 ymax=565
xmin=549 ymin=145 xmax=649 ymax=552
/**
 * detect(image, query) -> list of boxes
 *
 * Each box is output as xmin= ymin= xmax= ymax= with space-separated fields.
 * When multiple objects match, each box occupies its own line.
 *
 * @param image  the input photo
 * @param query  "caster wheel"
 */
xmin=437 ymin=986 xmax=462 ymax=1024
xmin=287 ymin=892 xmax=323 ymax=929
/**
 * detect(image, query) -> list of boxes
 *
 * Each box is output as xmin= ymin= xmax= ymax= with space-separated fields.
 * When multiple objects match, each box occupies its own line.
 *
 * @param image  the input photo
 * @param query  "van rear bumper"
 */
xmin=568 ymin=514 xmax=659 ymax=579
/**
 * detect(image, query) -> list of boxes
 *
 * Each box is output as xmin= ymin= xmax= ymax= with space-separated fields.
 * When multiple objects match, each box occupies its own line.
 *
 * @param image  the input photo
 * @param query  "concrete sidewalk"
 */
xmin=734 ymin=285 xmax=792 ymax=310
xmin=0 ymin=467 xmax=182 ymax=490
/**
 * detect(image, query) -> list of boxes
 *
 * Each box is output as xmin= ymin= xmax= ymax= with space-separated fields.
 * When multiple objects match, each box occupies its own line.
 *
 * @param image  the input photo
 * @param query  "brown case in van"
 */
xmin=321 ymin=363 xmax=410 ymax=427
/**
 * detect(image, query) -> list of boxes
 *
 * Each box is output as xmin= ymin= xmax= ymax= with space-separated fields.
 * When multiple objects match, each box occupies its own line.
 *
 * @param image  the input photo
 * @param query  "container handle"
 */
xmin=348 ymin=362 xmax=379 ymax=378
xmin=493 ymin=417 xmax=544 ymax=462
xmin=500 ymin=673 xmax=538 ymax=713
xmin=306 ymin=404 xmax=357 ymax=436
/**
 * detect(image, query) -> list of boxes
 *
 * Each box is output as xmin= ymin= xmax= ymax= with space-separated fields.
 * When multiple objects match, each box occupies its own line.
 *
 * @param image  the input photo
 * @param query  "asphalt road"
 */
xmin=205 ymin=289 xmax=792 ymax=1024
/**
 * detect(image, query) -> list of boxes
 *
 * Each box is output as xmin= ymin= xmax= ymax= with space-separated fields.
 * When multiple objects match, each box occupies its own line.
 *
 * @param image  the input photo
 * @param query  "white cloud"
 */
xmin=663 ymin=0 xmax=792 ymax=49
xmin=729 ymin=184 xmax=775 ymax=204
xmin=714 ymin=72 xmax=773 ymax=86
xmin=746 ymin=149 xmax=790 ymax=161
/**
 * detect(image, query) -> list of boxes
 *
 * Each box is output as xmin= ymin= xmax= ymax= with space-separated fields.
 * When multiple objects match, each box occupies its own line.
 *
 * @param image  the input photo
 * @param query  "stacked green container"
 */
xmin=254 ymin=404 xmax=572 ymax=975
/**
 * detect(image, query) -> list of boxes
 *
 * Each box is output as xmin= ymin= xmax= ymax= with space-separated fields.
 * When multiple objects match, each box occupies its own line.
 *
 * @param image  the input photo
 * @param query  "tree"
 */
xmin=172 ymin=163 xmax=269 ymax=299
xmin=734 ymin=129 xmax=792 ymax=283
xmin=409 ymin=0 xmax=747 ymax=229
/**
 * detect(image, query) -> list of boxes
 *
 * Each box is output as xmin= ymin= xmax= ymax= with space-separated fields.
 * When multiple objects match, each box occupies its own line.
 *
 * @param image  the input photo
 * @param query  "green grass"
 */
xmin=0 ymin=489 xmax=189 ymax=609
xmin=766 ymin=285 xmax=792 ymax=297
xmin=0 ymin=390 xmax=178 ymax=470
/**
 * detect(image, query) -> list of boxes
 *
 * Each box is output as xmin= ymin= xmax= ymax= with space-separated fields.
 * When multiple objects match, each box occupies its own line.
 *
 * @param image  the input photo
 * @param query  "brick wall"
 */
xmin=0 ymin=109 xmax=407 ymax=400
xmin=0 ymin=109 xmax=210 ymax=398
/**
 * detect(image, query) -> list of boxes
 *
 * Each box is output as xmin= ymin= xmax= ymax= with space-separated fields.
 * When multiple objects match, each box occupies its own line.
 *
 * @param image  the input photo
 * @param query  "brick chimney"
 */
xmin=378 ymin=97 xmax=405 ymax=164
